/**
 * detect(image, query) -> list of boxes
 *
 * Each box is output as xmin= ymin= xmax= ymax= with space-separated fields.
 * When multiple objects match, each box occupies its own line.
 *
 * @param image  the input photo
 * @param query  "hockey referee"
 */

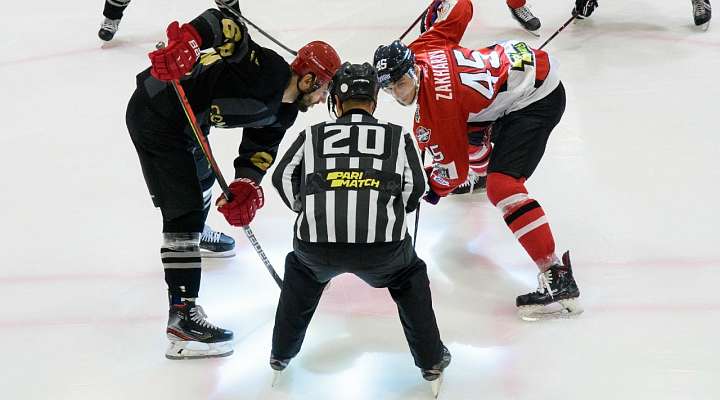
xmin=269 ymin=62 xmax=451 ymax=389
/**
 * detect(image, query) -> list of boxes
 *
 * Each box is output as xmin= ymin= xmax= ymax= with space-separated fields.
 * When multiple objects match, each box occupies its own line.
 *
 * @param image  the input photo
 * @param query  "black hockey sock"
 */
xmin=103 ymin=0 xmax=131 ymax=20
xmin=161 ymin=232 xmax=202 ymax=305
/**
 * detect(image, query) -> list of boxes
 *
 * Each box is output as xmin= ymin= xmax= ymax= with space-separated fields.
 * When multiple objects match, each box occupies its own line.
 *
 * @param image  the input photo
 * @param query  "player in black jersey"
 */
xmin=269 ymin=63 xmax=450 ymax=396
xmin=125 ymin=8 xmax=340 ymax=360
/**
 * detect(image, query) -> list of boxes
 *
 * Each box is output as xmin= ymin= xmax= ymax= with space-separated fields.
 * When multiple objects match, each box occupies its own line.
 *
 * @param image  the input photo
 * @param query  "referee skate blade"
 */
xmin=517 ymin=298 xmax=583 ymax=321
xmin=430 ymin=374 xmax=443 ymax=398
xmin=165 ymin=340 xmax=234 ymax=360
xmin=271 ymin=370 xmax=283 ymax=387
xmin=700 ymin=21 xmax=711 ymax=31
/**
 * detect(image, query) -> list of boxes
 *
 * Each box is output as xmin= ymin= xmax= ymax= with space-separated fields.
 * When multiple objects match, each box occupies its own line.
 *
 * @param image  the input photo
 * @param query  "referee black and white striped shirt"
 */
xmin=272 ymin=109 xmax=427 ymax=244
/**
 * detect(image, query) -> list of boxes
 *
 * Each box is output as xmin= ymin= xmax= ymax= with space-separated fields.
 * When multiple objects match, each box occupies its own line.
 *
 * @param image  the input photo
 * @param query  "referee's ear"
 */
xmin=334 ymin=95 xmax=343 ymax=116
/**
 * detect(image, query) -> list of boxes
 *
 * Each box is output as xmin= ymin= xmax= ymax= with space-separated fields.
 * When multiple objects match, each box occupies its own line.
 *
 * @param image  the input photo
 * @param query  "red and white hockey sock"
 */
xmin=487 ymin=172 xmax=559 ymax=270
xmin=507 ymin=0 xmax=527 ymax=9
xmin=468 ymin=144 xmax=491 ymax=177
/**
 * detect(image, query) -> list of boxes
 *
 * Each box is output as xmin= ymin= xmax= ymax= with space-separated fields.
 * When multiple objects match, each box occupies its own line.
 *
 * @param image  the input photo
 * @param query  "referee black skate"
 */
xmin=269 ymin=62 xmax=450 ymax=396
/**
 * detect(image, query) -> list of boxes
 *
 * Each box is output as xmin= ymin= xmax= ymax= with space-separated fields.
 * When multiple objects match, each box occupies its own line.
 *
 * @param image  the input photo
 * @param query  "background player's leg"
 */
xmin=98 ymin=0 xmax=131 ymax=41
xmin=692 ymin=0 xmax=712 ymax=28
xmin=452 ymin=126 xmax=491 ymax=195
xmin=507 ymin=0 xmax=541 ymax=33
xmin=194 ymin=148 xmax=236 ymax=258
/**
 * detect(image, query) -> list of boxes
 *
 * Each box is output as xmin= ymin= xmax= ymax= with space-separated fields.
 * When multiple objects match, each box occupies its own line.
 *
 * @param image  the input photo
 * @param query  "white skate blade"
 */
xmin=430 ymin=374 xmax=443 ymax=398
xmin=525 ymin=29 xmax=541 ymax=37
xmin=518 ymin=298 xmax=583 ymax=321
xmin=165 ymin=340 xmax=233 ymax=360
xmin=699 ymin=21 xmax=711 ymax=31
xmin=271 ymin=370 xmax=283 ymax=387
xmin=200 ymin=249 xmax=236 ymax=258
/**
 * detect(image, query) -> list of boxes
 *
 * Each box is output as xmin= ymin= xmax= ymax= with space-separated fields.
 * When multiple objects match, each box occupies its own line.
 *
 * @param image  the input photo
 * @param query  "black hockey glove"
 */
xmin=423 ymin=188 xmax=441 ymax=205
xmin=573 ymin=0 xmax=598 ymax=18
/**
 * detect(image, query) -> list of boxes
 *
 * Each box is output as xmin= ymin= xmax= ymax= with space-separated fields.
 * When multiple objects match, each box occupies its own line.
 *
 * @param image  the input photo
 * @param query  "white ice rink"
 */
xmin=2 ymin=0 xmax=720 ymax=399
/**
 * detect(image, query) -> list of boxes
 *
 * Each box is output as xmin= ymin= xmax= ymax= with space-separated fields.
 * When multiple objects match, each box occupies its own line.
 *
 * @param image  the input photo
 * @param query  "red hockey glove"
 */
xmin=217 ymin=178 xmax=265 ymax=227
xmin=149 ymin=21 xmax=202 ymax=81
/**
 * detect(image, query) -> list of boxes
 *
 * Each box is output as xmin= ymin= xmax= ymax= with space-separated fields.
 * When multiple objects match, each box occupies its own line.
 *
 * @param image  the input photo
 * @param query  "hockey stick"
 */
xmin=400 ymin=9 xmax=426 ymax=41
xmin=539 ymin=14 xmax=578 ymax=50
xmin=156 ymin=42 xmax=283 ymax=289
xmin=219 ymin=7 xmax=298 ymax=56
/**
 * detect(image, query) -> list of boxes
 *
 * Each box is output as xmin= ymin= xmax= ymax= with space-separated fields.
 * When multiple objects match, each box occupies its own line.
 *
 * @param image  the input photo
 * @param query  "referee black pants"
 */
xmin=271 ymin=236 xmax=445 ymax=370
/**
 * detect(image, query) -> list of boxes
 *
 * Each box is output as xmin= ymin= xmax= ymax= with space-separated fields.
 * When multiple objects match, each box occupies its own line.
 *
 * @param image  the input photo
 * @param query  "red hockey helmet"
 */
xmin=291 ymin=41 xmax=341 ymax=86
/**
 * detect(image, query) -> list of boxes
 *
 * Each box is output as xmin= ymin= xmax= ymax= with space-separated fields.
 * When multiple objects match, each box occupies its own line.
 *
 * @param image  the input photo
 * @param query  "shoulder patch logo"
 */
xmin=415 ymin=126 xmax=431 ymax=143
xmin=250 ymin=152 xmax=274 ymax=171
xmin=508 ymin=42 xmax=535 ymax=71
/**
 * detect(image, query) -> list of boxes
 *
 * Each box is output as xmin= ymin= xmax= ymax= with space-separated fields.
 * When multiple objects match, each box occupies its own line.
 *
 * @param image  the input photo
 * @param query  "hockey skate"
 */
xmin=450 ymin=172 xmax=487 ymax=195
xmin=165 ymin=301 xmax=234 ymax=359
xmin=98 ymin=17 xmax=120 ymax=41
xmin=692 ymin=0 xmax=712 ymax=30
xmin=509 ymin=5 xmax=541 ymax=36
xmin=421 ymin=345 xmax=451 ymax=399
xmin=269 ymin=355 xmax=291 ymax=387
xmin=516 ymin=251 xmax=583 ymax=321
xmin=200 ymin=224 xmax=236 ymax=258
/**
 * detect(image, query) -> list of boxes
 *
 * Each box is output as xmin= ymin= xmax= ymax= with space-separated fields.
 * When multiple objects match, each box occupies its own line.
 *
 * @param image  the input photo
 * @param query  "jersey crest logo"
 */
xmin=210 ymin=105 xmax=225 ymax=127
xmin=250 ymin=152 xmax=273 ymax=171
xmin=508 ymin=42 xmax=535 ymax=71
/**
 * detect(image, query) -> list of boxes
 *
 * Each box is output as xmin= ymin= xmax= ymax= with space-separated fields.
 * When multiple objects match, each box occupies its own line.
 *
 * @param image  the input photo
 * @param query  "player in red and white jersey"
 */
xmin=374 ymin=0 xmax=582 ymax=320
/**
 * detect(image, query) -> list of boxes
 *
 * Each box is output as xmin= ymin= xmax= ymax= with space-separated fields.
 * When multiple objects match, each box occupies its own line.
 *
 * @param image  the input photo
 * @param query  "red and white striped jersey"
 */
xmin=408 ymin=0 xmax=560 ymax=195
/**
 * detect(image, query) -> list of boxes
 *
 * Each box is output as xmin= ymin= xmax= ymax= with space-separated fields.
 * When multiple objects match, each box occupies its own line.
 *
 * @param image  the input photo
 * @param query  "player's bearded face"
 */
xmin=384 ymin=73 xmax=418 ymax=106
xmin=297 ymin=81 xmax=330 ymax=112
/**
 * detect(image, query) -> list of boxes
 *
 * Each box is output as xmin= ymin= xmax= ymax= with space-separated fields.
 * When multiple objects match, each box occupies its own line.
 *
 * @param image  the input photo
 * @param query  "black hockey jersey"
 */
xmin=133 ymin=9 xmax=297 ymax=182
xmin=272 ymin=109 xmax=427 ymax=244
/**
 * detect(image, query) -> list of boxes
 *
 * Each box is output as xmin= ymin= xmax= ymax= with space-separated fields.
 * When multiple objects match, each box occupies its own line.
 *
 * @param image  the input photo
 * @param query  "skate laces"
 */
xmin=513 ymin=6 xmax=535 ymax=22
xmin=189 ymin=305 xmax=221 ymax=330
xmin=457 ymin=172 xmax=480 ymax=193
xmin=201 ymin=226 xmax=222 ymax=243
xmin=100 ymin=18 xmax=120 ymax=32
xmin=693 ymin=0 xmax=708 ymax=13
xmin=536 ymin=270 xmax=555 ymax=299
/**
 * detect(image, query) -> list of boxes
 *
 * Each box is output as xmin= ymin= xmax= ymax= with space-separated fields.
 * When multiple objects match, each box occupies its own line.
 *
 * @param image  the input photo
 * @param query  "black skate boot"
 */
xmin=98 ymin=17 xmax=120 ymax=41
xmin=200 ymin=224 xmax=235 ymax=258
xmin=269 ymin=354 xmax=292 ymax=387
xmin=516 ymin=251 xmax=583 ymax=321
xmin=166 ymin=300 xmax=234 ymax=359
xmin=692 ymin=0 xmax=712 ymax=28
xmin=450 ymin=173 xmax=487 ymax=195
xmin=422 ymin=345 xmax=451 ymax=398
xmin=509 ymin=5 xmax=541 ymax=34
